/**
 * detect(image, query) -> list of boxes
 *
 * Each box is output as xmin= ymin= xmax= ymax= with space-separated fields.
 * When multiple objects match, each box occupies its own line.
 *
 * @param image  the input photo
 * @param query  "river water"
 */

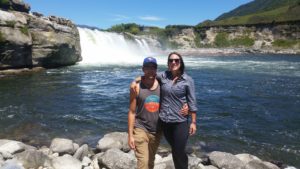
xmin=0 ymin=54 xmax=300 ymax=167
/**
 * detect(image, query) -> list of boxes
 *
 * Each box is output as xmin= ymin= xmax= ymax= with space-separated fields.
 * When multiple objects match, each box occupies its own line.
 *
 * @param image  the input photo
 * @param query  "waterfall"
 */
xmin=78 ymin=27 xmax=158 ymax=65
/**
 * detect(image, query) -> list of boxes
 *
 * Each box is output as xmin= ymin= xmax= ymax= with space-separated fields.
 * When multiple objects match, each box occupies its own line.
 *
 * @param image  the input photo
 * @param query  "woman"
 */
xmin=157 ymin=52 xmax=197 ymax=169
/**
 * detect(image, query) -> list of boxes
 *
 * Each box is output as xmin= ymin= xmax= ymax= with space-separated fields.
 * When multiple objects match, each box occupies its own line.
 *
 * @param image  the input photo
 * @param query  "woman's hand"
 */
xmin=128 ymin=136 xmax=136 ymax=150
xmin=189 ymin=122 xmax=196 ymax=136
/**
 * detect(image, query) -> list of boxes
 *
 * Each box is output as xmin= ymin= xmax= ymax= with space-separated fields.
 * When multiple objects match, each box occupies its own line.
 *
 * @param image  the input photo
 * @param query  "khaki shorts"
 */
xmin=133 ymin=128 xmax=162 ymax=169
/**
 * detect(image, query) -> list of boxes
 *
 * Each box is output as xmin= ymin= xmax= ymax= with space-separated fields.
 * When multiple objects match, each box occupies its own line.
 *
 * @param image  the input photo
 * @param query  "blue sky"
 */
xmin=25 ymin=0 xmax=252 ymax=29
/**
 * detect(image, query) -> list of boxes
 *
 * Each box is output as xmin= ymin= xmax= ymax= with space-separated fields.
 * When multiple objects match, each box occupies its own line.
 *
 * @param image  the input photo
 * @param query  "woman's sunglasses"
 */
xmin=168 ymin=59 xmax=180 ymax=64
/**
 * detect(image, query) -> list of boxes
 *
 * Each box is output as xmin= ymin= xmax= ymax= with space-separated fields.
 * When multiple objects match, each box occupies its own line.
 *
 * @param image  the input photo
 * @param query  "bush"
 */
xmin=108 ymin=23 xmax=141 ymax=35
xmin=214 ymin=32 xmax=230 ymax=47
xmin=0 ymin=0 xmax=9 ymax=6
xmin=5 ymin=21 xmax=16 ymax=28
xmin=231 ymin=36 xmax=254 ymax=47
xmin=20 ymin=26 xmax=29 ymax=36
xmin=272 ymin=39 xmax=299 ymax=48
xmin=0 ymin=31 xmax=5 ymax=43
xmin=194 ymin=32 xmax=203 ymax=48
xmin=197 ymin=20 xmax=215 ymax=27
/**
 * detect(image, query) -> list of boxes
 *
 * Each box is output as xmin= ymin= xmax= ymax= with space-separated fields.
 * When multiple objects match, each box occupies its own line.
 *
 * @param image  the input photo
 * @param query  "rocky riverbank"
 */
xmin=0 ymin=132 xmax=296 ymax=169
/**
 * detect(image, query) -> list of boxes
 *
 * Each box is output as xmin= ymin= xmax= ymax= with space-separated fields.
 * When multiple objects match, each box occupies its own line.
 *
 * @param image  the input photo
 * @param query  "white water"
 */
xmin=78 ymin=27 xmax=158 ymax=66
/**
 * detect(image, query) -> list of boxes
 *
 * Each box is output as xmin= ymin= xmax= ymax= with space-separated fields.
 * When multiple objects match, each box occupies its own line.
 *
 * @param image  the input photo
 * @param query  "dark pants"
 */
xmin=161 ymin=121 xmax=189 ymax=169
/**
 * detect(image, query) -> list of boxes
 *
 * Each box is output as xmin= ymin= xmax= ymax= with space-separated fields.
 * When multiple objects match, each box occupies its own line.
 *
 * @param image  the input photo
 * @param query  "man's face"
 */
xmin=143 ymin=63 xmax=157 ymax=79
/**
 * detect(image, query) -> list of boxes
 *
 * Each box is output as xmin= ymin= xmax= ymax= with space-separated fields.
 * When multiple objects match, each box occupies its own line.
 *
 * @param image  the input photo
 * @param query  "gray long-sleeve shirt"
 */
xmin=157 ymin=71 xmax=198 ymax=123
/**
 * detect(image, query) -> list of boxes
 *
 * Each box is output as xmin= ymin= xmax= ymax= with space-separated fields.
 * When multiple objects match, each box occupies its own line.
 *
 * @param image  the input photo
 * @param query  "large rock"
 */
xmin=51 ymin=154 xmax=82 ymax=169
xmin=188 ymin=156 xmax=203 ymax=168
xmin=0 ymin=140 xmax=36 ymax=156
xmin=97 ymin=132 xmax=130 ymax=152
xmin=28 ymin=14 xmax=82 ymax=68
xmin=209 ymin=151 xmax=244 ymax=169
xmin=50 ymin=138 xmax=75 ymax=155
xmin=0 ymin=159 xmax=25 ymax=169
xmin=98 ymin=148 xmax=136 ymax=169
xmin=243 ymin=159 xmax=280 ymax=169
xmin=0 ymin=10 xmax=32 ymax=70
xmin=73 ymin=144 xmax=89 ymax=160
xmin=235 ymin=153 xmax=261 ymax=164
xmin=0 ymin=7 xmax=81 ymax=70
xmin=15 ymin=149 xmax=51 ymax=169
xmin=154 ymin=153 xmax=174 ymax=169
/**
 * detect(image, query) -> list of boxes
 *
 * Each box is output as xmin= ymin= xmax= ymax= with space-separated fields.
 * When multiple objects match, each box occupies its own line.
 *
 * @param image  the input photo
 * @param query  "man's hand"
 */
xmin=180 ymin=103 xmax=189 ymax=116
xmin=189 ymin=123 xmax=196 ymax=136
xmin=130 ymin=77 xmax=141 ymax=95
xmin=128 ymin=136 xmax=136 ymax=150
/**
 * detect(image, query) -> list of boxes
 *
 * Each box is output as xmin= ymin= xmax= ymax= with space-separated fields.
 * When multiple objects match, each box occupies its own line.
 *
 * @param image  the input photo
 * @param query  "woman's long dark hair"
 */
xmin=168 ymin=52 xmax=185 ymax=74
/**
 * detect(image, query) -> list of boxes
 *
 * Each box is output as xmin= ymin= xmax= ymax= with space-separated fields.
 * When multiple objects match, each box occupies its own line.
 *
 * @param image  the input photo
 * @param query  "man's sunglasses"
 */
xmin=168 ymin=59 xmax=180 ymax=63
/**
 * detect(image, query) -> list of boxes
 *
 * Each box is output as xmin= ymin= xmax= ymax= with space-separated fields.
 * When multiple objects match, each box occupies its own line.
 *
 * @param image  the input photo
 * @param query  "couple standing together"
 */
xmin=128 ymin=52 xmax=198 ymax=169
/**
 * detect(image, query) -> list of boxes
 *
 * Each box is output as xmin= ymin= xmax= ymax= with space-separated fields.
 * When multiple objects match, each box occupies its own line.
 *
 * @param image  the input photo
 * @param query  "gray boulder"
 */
xmin=242 ymin=159 xmax=280 ymax=169
xmin=154 ymin=153 xmax=175 ymax=169
xmin=1 ymin=159 xmax=25 ymax=169
xmin=235 ymin=153 xmax=261 ymax=164
xmin=91 ymin=157 xmax=100 ymax=169
xmin=15 ymin=149 xmax=51 ymax=169
xmin=51 ymin=154 xmax=82 ymax=169
xmin=73 ymin=144 xmax=89 ymax=160
xmin=98 ymin=148 xmax=136 ymax=169
xmin=0 ymin=153 xmax=4 ymax=166
xmin=197 ymin=163 xmax=218 ymax=169
xmin=50 ymin=138 xmax=75 ymax=155
xmin=97 ymin=132 xmax=130 ymax=152
xmin=209 ymin=151 xmax=244 ymax=169
xmin=188 ymin=156 xmax=203 ymax=169
xmin=0 ymin=140 xmax=35 ymax=156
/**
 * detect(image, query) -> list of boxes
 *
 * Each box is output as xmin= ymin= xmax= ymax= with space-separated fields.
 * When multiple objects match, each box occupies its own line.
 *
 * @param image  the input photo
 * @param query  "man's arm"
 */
xmin=128 ymin=82 xmax=138 ymax=150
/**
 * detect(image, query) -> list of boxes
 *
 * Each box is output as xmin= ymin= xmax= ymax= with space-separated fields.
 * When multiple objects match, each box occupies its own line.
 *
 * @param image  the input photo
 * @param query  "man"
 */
xmin=128 ymin=57 xmax=161 ymax=169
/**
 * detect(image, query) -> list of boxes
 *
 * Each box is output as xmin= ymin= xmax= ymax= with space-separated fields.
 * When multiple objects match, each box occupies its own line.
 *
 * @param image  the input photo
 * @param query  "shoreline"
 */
xmin=0 ymin=132 xmax=297 ymax=169
xmin=165 ymin=48 xmax=300 ymax=56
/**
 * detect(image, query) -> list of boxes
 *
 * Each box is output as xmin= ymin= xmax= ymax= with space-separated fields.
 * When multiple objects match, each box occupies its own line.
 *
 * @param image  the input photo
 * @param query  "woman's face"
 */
xmin=168 ymin=54 xmax=181 ymax=72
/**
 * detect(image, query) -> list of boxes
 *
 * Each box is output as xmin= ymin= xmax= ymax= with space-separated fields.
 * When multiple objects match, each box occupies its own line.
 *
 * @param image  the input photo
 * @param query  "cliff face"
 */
xmin=0 ymin=0 xmax=82 ymax=70
xmin=166 ymin=21 xmax=300 ymax=53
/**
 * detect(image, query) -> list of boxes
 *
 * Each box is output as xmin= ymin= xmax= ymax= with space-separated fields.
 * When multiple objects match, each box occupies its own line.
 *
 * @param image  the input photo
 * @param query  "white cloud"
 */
xmin=111 ymin=14 xmax=130 ymax=21
xmin=139 ymin=16 xmax=164 ymax=21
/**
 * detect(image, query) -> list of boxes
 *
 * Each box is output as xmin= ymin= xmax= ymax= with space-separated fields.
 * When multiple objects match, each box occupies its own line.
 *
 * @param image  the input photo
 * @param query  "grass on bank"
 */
xmin=20 ymin=26 xmax=29 ymax=36
xmin=0 ymin=31 xmax=5 ymax=43
xmin=272 ymin=39 xmax=300 ymax=48
xmin=197 ymin=3 xmax=300 ymax=27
